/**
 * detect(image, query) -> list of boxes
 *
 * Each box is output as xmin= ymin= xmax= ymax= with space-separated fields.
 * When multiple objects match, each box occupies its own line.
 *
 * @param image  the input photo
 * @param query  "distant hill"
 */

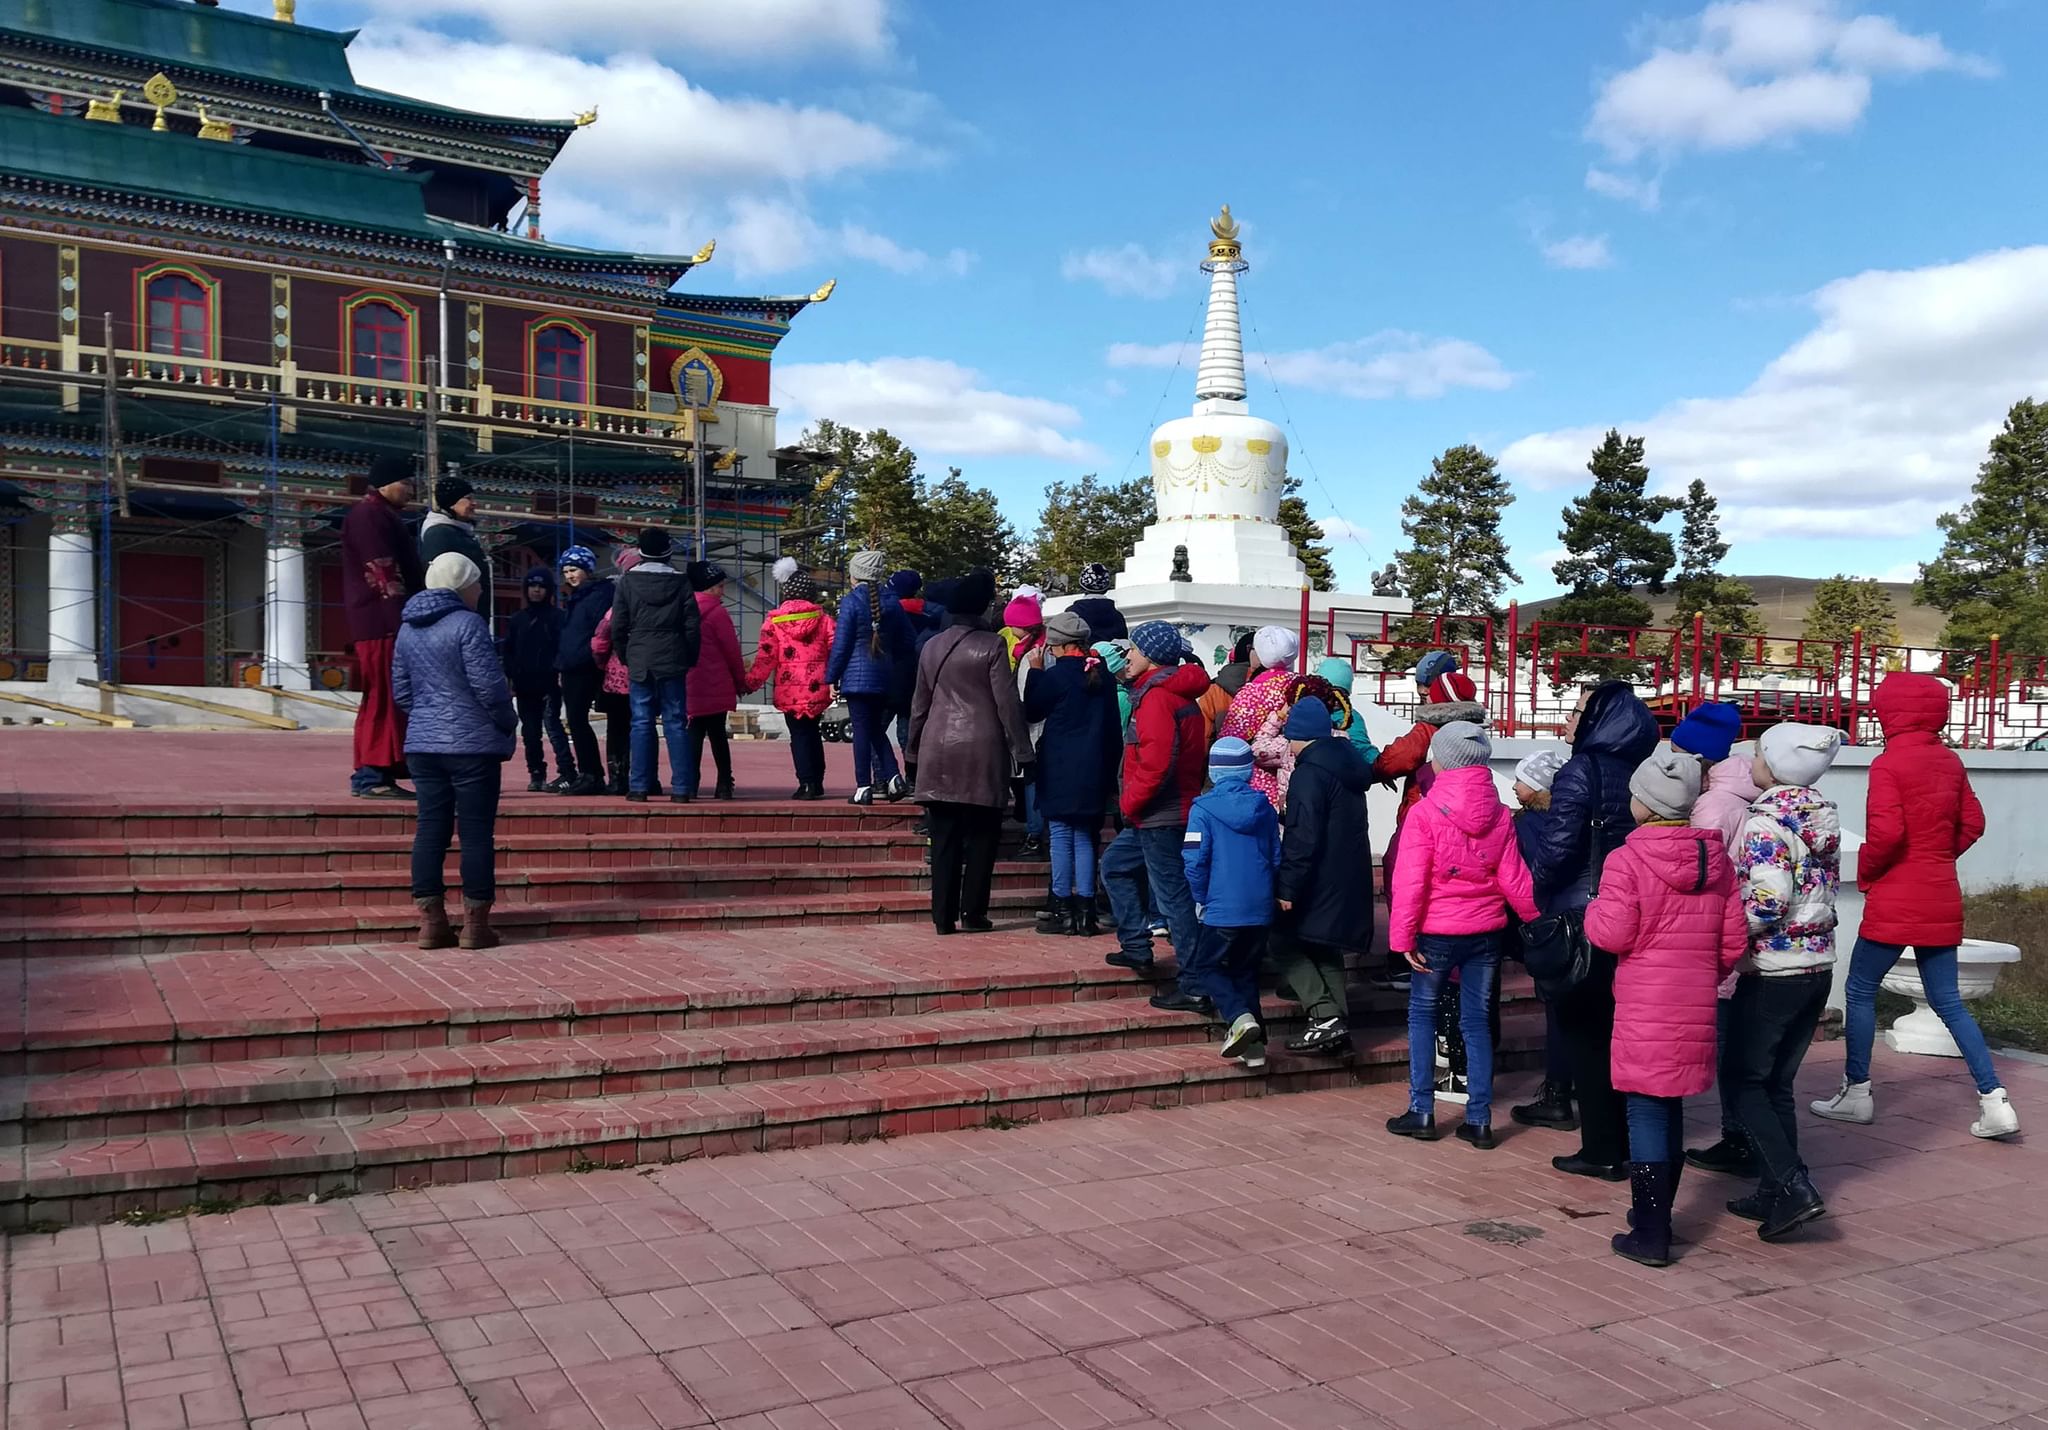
xmin=1523 ymin=575 xmax=1945 ymax=649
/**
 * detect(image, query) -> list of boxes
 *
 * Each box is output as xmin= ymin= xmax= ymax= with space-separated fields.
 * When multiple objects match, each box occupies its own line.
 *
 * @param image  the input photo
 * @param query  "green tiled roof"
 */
xmin=0 ymin=0 xmax=574 ymax=135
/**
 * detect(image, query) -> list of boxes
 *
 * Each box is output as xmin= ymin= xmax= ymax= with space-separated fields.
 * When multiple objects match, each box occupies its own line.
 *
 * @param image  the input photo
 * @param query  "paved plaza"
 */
xmin=5 ymin=1042 xmax=2045 ymax=1429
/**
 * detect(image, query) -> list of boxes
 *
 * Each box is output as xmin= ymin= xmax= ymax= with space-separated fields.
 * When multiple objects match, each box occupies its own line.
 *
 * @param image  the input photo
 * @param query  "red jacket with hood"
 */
xmin=1859 ymin=673 xmax=1985 ymax=947
xmin=1120 ymin=663 xmax=1212 ymax=827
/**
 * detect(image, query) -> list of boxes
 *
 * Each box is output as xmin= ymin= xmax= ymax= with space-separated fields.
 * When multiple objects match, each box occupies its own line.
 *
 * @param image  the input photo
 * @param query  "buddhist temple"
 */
xmin=0 ymin=0 xmax=832 ymax=700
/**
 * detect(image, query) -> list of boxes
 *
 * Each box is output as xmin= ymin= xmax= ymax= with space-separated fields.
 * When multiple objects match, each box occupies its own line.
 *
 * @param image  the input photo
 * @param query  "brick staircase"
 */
xmin=0 ymin=794 xmax=1541 ymax=1227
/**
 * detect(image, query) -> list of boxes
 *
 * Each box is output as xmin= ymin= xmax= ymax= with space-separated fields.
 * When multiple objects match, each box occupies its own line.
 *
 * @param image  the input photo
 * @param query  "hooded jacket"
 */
xmin=1275 ymin=735 xmax=1375 ymax=949
xmin=1740 ymin=783 xmax=1843 ymax=974
xmin=745 ymin=598 xmax=836 ymax=718
xmin=556 ymin=577 xmax=612 ymax=674
xmin=1024 ymin=653 xmax=1122 ymax=822
xmin=1121 ymin=662 xmax=1213 ymax=827
xmin=1692 ymin=754 xmax=1762 ymax=874
xmin=339 ymin=490 xmax=423 ymax=643
xmin=828 ymin=584 xmax=916 ymax=698
xmin=1860 ymin=673 xmax=1985 ymax=947
xmin=1585 ymin=823 xmax=1747 ymax=1097
xmin=688 ymin=589 xmax=747 ymax=718
xmin=420 ymin=509 xmax=488 ymax=579
xmin=1183 ymin=773 xmax=1281 ymax=928
xmin=609 ymin=562 xmax=701 ymax=683
xmin=1526 ymin=683 xmax=1659 ymax=913
xmin=392 ymin=589 xmax=516 ymax=758
xmin=1387 ymin=763 xmax=1539 ymax=949
xmin=500 ymin=569 xmax=562 ymax=697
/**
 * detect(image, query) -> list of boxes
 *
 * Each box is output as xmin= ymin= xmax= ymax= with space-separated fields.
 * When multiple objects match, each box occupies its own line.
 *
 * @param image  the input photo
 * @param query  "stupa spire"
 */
xmin=1194 ymin=204 xmax=1249 ymax=406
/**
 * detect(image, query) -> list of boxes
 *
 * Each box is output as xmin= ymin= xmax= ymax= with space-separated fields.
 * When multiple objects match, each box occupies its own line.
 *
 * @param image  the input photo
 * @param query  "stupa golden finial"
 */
xmin=809 ymin=278 xmax=837 ymax=303
xmin=142 ymin=72 xmax=178 ymax=132
xmin=1210 ymin=205 xmax=1240 ymax=242
xmin=691 ymin=239 xmax=715 ymax=265
xmin=574 ymin=106 xmax=598 ymax=128
xmin=1206 ymin=204 xmax=1243 ymax=264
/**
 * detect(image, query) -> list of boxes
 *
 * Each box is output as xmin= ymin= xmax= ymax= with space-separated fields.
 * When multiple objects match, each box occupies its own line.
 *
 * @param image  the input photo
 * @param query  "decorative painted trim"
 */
xmin=134 ymin=258 xmax=219 ymax=360
xmin=525 ymin=314 xmax=595 ymax=409
xmin=270 ymin=273 xmax=291 ymax=364
xmin=465 ymin=300 xmax=484 ymax=388
xmin=57 ymin=244 xmax=79 ymax=340
xmin=632 ymin=325 xmax=650 ymax=412
xmin=337 ymin=287 xmax=419 ymax=391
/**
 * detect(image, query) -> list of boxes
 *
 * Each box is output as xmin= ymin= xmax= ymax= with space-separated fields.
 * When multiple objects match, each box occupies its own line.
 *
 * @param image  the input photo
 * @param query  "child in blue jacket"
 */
xmin=1182 ymin=737 xmax=1282 ymax=1068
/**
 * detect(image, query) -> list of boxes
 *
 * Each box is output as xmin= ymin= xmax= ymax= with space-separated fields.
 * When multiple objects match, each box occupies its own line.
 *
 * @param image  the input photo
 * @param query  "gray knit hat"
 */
xmin=1630 ymin=744 xmax=1704 ymax=819
xmin=1044 ymin=611 xmax=1093 ymax=646
xmin=1429 ymin=720 xmax=1491 ymax=770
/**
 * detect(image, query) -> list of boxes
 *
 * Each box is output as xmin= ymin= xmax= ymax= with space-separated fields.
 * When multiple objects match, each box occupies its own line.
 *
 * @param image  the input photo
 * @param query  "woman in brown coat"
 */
xmin=906 ymin=569 xmax=1033 ymax=934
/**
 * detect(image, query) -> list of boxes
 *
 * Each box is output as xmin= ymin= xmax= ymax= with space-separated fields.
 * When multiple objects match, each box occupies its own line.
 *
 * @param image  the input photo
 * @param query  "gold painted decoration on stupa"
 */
xmin=142 ymin=72 xmax=178 ymax=132
xmin=1190 ymin=435 xmax=1222 ymax=454
xmin=1153 ymin=440 xmax=1171 ymax=457
xmin=84 ymin=90 xmax=124 ymax=123
xmin=1245 ymin=438 xmax=1271 ymax=455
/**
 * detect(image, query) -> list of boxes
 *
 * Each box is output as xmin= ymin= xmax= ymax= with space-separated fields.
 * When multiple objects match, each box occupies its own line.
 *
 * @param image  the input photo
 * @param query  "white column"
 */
xmin=264 ymin=540 xmax=311 ymax=690
xmin=46 ymin=525 xmax=99 ymax=689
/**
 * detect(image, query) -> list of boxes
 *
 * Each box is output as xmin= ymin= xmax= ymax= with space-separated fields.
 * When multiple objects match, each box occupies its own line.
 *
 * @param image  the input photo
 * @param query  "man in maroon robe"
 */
xmin=341 ymin=454 xmax=424 ymax=796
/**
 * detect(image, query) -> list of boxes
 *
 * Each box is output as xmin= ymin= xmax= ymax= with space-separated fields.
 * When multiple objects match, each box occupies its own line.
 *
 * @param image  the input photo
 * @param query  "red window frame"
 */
xmin=145 ymin=273 xmax=211 ymax=360
xmin=531 ymin=322 xmax=588 ymax=404
xmin=348 ymin=300 xmax=411 ymax=383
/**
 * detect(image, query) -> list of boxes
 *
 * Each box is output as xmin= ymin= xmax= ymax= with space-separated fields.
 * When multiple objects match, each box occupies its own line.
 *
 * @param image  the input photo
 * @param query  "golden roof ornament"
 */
xmin=1206 ymin=203 xmax=1243 ymax=264
xmin=274 ymin=0 xmax=296 ymax=22
xmin=690 ymin=239 xmax=715 ymax=265
xmin=197 ymin=106 xmax=234 ymax=142
xmin=574 ymin=106 xmax=598 ymax=128
xmin=85 ymin=90 xmax=124 ymax=123
xmin=142 ymin=72 xmax=178 ymax=132
xmin=809 ymin=278 xmax=837 ymax=303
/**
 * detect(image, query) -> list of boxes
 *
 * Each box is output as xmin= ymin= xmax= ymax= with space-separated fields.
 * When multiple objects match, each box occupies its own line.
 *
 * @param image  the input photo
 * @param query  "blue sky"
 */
xmin=246 ymin=1 xmax=2048 ymax=600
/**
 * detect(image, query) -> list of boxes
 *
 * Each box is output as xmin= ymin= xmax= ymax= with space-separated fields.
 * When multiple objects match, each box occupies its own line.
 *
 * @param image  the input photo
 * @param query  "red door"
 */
xmin=116 ymin=552 xmax=209 ymax=685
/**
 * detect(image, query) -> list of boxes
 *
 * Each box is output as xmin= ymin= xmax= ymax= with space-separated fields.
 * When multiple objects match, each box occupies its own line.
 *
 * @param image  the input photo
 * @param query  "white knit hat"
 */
xmin=1758 ymin=723 xmax=1844 ymax=787
xmin=425 ymin=552 xmax=481 ymax=592
xmin=1513 ymin=748 xmax=1567 ymax=793
xmin=1252 ymin=625 xmax=1298 ymax=670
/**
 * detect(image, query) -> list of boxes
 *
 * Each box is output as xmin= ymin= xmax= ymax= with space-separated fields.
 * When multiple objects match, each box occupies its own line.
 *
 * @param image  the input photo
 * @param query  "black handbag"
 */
xmin=1518 ymin=759 xmax=1621 ymax=1000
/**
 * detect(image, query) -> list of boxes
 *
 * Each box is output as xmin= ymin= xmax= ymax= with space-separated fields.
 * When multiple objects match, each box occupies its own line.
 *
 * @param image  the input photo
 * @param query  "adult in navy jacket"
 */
xmin=828 ymin=552 xmax=918 ymax=801
xmin=1023 ymin=617 xmax=1122 ymax=933
xmin=1520 ymin=679 xmax=1658 ymax=1178
xmin=552 ymin=547 xmax=614 ymax=795
xmin=393 ymin=553 xmax=516 ymax=952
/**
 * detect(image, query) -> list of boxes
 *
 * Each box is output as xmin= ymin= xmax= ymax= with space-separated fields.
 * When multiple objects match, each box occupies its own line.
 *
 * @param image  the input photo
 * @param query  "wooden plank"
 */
xmin=255 ymin=685 xmax=358 ymax=713
xmin=76 ymin=680 xmax=299 ymax=731
xmin=0 ymin=691 xmax=135 ymax=727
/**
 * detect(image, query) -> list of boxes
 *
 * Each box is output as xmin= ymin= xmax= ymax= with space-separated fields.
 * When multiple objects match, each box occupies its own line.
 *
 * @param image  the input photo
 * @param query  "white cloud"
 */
xmin=349 ymin=0 xmax=894 ymax=62
xmin=1588 ymin=0 xmax=1991 ymax=162
xmin=1874 ymin=560 xmax=1924 ymax=584
xmin=1108 ymin=332 xmax=1514 ymax=401
xmin=1060 ymin=244 xmax=1184 ymax=299
xmin=1585 ymin=166 xmax=1662 ymax=210
xmin=1540 ymin=234 xmax=1615 ymax=270
xmin=1500 ymin=245 xmax=2048 ymax=542
xmin=1317 ymin=516 xmax=1376 ymax=550
xmin=774 ymin=359 xmax=1100 ymax=463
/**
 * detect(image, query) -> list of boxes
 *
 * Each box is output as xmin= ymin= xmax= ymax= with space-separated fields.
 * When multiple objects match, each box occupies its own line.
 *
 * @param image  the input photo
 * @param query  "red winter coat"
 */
xmin=745 ymin=599 xmax=836 ymax=719
xmin=1585 ymin=823 xmax=1747 ymax=1098
xmin=688 ymin=591 xmax=747 ymax=718
xmin=1859 ymin=673 xmax=1985 ymax=947
xmin=1120 ymin=663 xmax=1212 ymax=827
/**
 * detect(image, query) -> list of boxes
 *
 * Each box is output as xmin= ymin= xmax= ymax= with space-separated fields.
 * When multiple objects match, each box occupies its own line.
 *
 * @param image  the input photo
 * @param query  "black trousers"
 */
xmin=1727 ymin=971 xmax=1831 ymax=1184
xmin=597 ymin=689 xmax=629 ymax=771
xmin=409 ymin=752 xmax=500 ymax=903
xmin=560 ymin=666 xmax=604 ymax=779
xmin=514 ymin=690 xmax=575 ymax=781
xmin=926 ymin=801 xmax=1001 ymax=931
xmin=687 ymin=713 xmax=732 ymax=793
xmin=787 ymin=716 xmax=825 ymax=784
xmin=1556 ymin=950 xmax=1628 ymax=1165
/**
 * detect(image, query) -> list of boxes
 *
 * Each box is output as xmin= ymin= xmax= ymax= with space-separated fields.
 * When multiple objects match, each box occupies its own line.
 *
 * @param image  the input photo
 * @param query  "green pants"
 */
xmin=1277 ymin=935 xmax=1349 ymax=1021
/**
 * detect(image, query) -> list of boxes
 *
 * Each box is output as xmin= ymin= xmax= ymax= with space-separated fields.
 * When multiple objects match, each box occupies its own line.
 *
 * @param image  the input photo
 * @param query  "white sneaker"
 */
xmin=1972 ymin=1088 xmax=2021 ymax=1140
xmin=1810 ymin=1078 xmax=1875 ymax=1124
xmin=1220 ymin=1013 xmax=1262 ymax=1060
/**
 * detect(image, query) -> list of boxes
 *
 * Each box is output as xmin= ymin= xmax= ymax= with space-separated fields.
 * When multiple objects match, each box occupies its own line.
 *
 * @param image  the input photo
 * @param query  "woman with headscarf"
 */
xmin=907 ymin=569 xmax=1033 ymax=933
xmin=827 ymin=549 xmax=917 ymax=803
xmin=1219 ymin=625 xmax=1300 ymax=806
xmin=394 ymin=552 xmax=516 ymax=950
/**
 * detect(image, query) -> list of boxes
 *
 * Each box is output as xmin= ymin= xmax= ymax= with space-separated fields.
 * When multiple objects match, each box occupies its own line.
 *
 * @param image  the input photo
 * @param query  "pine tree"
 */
xmin=1016 ymin=473 xmax=1155 ymax=592
xmin=1671 ymin=478 xmax=1760 ymax=636
xmin=1546 ymin=430 xmax=1679 ymax=682
xmin=1804 ymin=574 xmax=1899 ymax=646
xmin=1395 ymin=444 xmax=1519 ymax=615
xmin=1277 ymin=475 xmax=1336 ymax=592
xmin=1920 ymin=397 xmax=2048 ymax=660
xmin=903 ymin=468 xmax=1018 ymax=586
xmin=786 ymin=420 xmax=1015 ymax=587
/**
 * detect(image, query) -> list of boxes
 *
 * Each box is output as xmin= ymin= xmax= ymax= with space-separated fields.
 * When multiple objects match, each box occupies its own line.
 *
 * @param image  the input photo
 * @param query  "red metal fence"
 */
xmin=1299 ymin=595 xmax=2048 ymax=749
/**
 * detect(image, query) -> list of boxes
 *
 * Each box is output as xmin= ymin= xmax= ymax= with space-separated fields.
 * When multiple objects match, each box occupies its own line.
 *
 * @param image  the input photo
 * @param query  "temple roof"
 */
xmin=0 ymin=0 xmax=577 ymax=145
xmin=0 ymin=105 xmax=701 ymax=280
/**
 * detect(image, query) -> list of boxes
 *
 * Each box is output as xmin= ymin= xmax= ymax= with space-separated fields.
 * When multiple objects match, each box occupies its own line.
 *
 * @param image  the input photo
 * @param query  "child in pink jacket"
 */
xmin=1585 ymin=746 xmax=1747 ymax=1268
xmin=1384 ymin=722 xmax=1539 ymax=1148
xmin=1683 ymin=748 xmax=1764 ymax=1179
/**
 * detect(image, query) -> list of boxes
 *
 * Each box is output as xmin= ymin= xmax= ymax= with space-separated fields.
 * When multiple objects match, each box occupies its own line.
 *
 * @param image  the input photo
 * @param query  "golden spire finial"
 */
xmin=574 ymin=106 xmax=598 ymax=128
xmin=274 ymin=0 xmax=296 ymax=22
xmin=142 ymin=72 xmax=178 ymax=132
xmin=809 ymin=278 xmax=837 ymax=303
xmin=1209 ymin=204 xmax=1240 ymax=242
xmin=690 ymin=239 xmax=715 ymax=265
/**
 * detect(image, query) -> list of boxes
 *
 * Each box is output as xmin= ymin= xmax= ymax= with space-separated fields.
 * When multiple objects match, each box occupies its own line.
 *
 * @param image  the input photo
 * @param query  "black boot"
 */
xmin=1550 ymin=1153 xmax=1628 ymax=1182
xmin=1726 ymin=1180 xmax=1777 ymax=1222
xmin=1036 ymin=895 xmax=1072 ymax=937
xmin=715 ymin=777 xmax=735 ymax=801
xmin=1612 ymin=1163 xmax=1673 ymax=1267
xmin=1064 ymin=895 xmax=1087 ymax=937
xmin=1684 ymin=1131 xmax=1757 ymax=1177
xmin=606 ymin=759 xmax=628 ymax=797
xmin=1758 ymin=1168 xmax=1825 ymax=1242
xmin=1511 ymin=1081 xmax=1579 ymax=1130
xmin=1385 ymin=1110 xmax=1437 ymax=1140
xmin=1078 ymin=898 xmax=1101 ymax=938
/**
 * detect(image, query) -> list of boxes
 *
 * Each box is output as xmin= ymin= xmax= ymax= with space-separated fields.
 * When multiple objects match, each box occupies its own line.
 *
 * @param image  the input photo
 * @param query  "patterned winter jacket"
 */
xmin=1738 ymin=784 xmax=1842 ymax=976
xmin=745 ymin=599 xmax=836 ymax=719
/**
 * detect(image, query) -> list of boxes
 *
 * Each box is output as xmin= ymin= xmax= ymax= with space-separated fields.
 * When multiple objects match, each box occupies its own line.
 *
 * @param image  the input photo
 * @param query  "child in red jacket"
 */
xmin=1585 ymin=747 xmax=1746 ymax=1267
xmin=746 ymin=559 xmax=837 ymax=800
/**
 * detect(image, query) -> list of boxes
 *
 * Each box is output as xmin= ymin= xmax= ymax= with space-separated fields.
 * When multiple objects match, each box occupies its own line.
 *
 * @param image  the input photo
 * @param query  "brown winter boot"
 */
xmin=460 ymin=898 xmax=500 ymax=950
xmin=415 ymin=895 xmax=455 ymax=950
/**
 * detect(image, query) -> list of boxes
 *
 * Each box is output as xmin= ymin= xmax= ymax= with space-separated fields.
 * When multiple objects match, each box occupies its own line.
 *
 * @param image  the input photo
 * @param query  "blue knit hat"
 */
xmin=1283 ymin=696 xmax=1333 ymax=740
xmin=1208 ymin=735 xmax=1253 ymax=782
xmin=1413 ymin=649 xmax=1459 ymax=691
xmin=1672 ymin=702 xmax=1743 ymax=763
xmin=558 ymin=544 xmax=596 ymax=573
xmin=889 ymin=569 xmax=923 ymax=598
xmin=1130 ymin=620 xmax=1185 ymax=665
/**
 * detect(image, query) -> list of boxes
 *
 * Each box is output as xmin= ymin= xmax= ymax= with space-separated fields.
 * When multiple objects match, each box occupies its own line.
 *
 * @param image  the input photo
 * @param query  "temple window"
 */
xmin=530 ymin=320 xmax=589 ymax=404
xmin=142 ymin=269 xmax=213 ymax=360
xmin=347 ymin=298 xmax=411 ymax=382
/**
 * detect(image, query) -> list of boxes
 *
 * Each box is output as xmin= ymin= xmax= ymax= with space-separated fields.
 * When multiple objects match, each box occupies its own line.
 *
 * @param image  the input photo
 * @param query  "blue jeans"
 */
xmin=846 ymin=693 xmax=899 ymax=788
xmin=1844 ymin=937 xmax=2000 ymax=1094
xmin=628 ymin=675 xmax=688 ymax=795
xmin=1408 ymin=933 xmax=1500 ymax=1125
xmin=1025 ymin=785 xmax=1046 ymax=840
xmin=1048 ymin=818 xmax=1100 ymax=898
xmin=1102 ymin=824 xmax=1198 ymax=969
xmin=1198 ymin=925 xmax=1265 ymax=1025
xmin=1625 ymin=1093 xmax=1685 ymax=1165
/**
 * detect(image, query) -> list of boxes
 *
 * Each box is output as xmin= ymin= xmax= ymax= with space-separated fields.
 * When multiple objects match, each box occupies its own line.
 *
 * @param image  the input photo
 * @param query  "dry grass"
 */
xmin=1962 ymin=886 xmax=2048 ymax=1053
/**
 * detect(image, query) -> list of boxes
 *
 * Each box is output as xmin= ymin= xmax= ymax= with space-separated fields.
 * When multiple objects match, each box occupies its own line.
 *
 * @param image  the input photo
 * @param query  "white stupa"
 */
xmin=1065 ymin=205 xmax=1407 ymax=671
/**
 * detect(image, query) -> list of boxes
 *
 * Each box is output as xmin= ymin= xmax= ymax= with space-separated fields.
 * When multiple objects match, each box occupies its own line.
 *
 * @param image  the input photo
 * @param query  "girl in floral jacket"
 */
xmin=746 ymin=558 xmax=837 ymax=799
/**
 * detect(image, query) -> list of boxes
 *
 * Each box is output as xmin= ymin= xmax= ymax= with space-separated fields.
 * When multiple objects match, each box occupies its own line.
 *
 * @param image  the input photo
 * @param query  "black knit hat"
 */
xmin=951 ymin=569 xmax=997 ymax=623
xmin=434 ymin=475 xmax=474 ymax=512
xmin=367 ymin=453 xmax=415 ymax=490
xmin=637 ymin=527 xmax=674 ymax=560
xmin=686 ymin=560 xmax=726 ymax=591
